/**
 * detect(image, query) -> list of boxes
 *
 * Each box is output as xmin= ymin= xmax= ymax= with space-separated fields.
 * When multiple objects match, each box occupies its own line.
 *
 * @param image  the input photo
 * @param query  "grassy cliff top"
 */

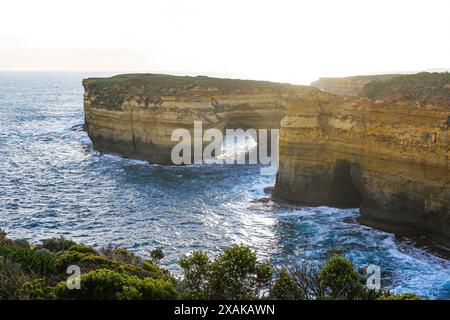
xmin=83 ymin=73 xmax=304 ymax=94
xmin=82 ymin=73 xmax=310 ymax=110
xmin=360 ymin=72 xmax=450 ymax=106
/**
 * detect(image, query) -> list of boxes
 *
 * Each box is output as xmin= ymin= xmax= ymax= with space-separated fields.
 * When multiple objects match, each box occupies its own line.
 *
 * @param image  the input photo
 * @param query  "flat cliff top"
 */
xmin=311 ymin=74 xmax=399 ymax=96
xmin=83 ymin=73 xmax=310 ymax=110
xmin=360 ymin=72 xmax=450 ymax=106
xmin=83 ymin=73 xmax=306 ymax=95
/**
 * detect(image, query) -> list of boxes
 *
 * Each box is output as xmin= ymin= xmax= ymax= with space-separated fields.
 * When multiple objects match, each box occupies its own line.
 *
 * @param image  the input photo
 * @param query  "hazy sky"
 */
xmin=1 ymin=0 xmax=449 ymax=84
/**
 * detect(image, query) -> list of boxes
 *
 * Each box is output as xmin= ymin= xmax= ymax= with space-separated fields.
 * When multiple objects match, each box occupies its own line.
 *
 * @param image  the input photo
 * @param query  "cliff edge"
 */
xmin=274 ymin=73 xmax=450 ymax=246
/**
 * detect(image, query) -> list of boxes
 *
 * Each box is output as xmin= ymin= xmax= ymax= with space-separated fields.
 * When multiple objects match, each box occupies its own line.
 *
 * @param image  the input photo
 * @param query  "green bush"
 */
xmin=14 ymin=239 xmax=30 ymax=248
xmin=55 ymin=251 xmax=118 ymax=273
xmin=270 ymin=267 xmax=304 ymax=300
xmin=54 ymin=269 xmax=178 ymax=300
xmin=101 ymin=246 xmax=141 ymax=265
xmin=377 ymin=293 xmax=423 ymax=300
xmin=150 ymin=249 xmax=164 ymax=264
xmin=0 ymin=229 xmax=15 ymax=247
xmin=68 ymin=244 xmax=98 ymax=255
xmin=41 ymin=236 xmax=76 ymax=253
xmin=209 ymin=245 xmax=274 ymax=299
xmin=0 ymin=245 xmax=56 ymax=275
xmin=179 ymin=251 xmax=211 ymax=299
xmin=0 ymin=257 xmax=30 ymax=299
xmin=19 ymin=278 xmax=55 ymax=300
xmin=319 ymin=255 xmax=367 ymax=300
xmin=180 ymin=245 xmax=274 ymax=300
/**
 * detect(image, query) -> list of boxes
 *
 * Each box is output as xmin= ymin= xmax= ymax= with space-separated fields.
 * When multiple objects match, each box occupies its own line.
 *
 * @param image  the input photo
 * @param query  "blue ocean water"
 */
xmin=0 ymin=72 xmax=449 ymax=299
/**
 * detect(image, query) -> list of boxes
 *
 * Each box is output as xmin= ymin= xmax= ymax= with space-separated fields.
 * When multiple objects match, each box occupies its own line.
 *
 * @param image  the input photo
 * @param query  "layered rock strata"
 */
xmin=83 ymin=74 xmax=302 ymax=163
xmin=274 ymin=73 xmax=450 ymax=246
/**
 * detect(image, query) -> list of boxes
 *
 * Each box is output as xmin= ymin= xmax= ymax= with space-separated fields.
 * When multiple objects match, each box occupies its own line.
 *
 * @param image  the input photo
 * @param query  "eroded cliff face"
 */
xmin=274 ymin=73 xmax=450 ymax=246
xmin=84 ymin=72 xmax=450 ymax=246
xmin=83 ymin=74 xmax=301 ymax=164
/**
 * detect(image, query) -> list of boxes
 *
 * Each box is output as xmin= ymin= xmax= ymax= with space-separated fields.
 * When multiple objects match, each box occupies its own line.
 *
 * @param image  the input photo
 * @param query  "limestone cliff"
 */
xmin=274 ymin=73 xmax=450 ymax=246
xmin=83 ymin=74 xmax=303 ymax=164
xmin=311 ymin=74 xmax=398 ymax=96
xmin=83 ymin=72 xmax=450 ymax=246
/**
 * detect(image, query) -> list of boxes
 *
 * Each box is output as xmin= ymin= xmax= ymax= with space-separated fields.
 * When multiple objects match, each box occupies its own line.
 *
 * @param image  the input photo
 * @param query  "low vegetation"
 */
xmin=360 ymin=72 xmax=450 ymax=106
xmin=83 ymin=73 xmax=305 ymax=110
xmin=0 ymin=229 xmax=421 ymax=300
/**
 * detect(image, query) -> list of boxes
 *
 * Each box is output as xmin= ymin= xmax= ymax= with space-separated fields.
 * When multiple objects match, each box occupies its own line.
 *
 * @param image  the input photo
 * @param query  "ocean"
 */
xmin=0 ymin=72 xmax=449 ymax=299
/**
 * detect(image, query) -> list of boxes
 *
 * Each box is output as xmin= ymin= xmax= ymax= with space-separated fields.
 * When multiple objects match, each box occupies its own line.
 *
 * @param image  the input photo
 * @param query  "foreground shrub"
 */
xmin=55 ymin=251 xmax=118 ymax=273
xmin=150 ymin=249 xmax=164 ymax=264
xmin=179 ymin=251 xmax=211 ymax=299
xmin=100 ymin=246 xmax=141 ymax=265
xmin=55 ymin=269 xmax=178 ymax=300
xmin=19 ymin=278 xmax=56 ymax=300
xmin=180 ymin=245 xmax=274 ymax=299
xmin=41 ymin=236 xmax=76 ymax=253
xmin=270 ymin=267 xmax=304 ymax=300
xmin=0 ymin=229 xmax=15 ymax=247
xmin=377 ymin=293 xmax=423 ymax=300
xmin=319 ymin=255 xmax=366 ymax=299
xmin=68 ymin=244 xmax=98 ymax=255
xmin=0 ymin=246 xmax=56 ymax=275
xmin=0 ymin=257 xmax=30 ymax=299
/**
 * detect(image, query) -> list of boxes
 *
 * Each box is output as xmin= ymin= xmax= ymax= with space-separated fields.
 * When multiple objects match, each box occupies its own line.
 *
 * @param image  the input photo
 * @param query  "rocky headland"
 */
xmin=83 ymin=74 xmax=300 ymax=164
xmin=311 ymin=74 xmax=399 ymax=96
xmin=275 ymin=73 xmax=449 ymax=246
xmin=83 ymin=72 xmax=450 ymax=247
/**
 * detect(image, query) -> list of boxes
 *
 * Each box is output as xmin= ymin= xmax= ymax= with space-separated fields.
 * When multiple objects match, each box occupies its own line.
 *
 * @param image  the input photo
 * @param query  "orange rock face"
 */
xmin=274 ymin=73 xmax=450 ymax=246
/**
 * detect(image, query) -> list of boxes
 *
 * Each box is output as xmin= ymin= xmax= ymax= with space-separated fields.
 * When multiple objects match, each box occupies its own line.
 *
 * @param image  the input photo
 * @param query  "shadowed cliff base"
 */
xmin=83 ymin=72 xmax=450 ymax=248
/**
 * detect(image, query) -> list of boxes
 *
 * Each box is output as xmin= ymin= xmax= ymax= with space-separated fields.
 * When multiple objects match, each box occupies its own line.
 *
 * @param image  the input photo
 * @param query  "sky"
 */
xmin=1 ymin=0 xmax=449 ymax=84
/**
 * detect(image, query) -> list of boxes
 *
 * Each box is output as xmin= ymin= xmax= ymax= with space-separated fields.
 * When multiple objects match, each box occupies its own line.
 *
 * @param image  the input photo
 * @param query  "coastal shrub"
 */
xmin=0 ymin=257 xmax=30 ymax=299
xmin=0 ymin=229 xmax=15 ymax=247
xmin=54 ymin=269 xmax=178 ymax=300
xmin=14 ymin=239 xmax=30 ymax=248
xmin=179 ymin=251 xmax=211 ymax=299
xmin=180 ymin=245 xmax=274 ymax=299
xmin=377 ymin=293 xmax=423 ymax=300
xmin=19 ymin=278 xmax=55 ymax=300
xmin=150 ymin=249 xmax=164 ymax=264
xmin=209 ymin=245 xmax=274 ymax=299
xmin=142 ymin=260 xmax=164 ymax=279
xmin=0 ymin=245 xmax=56 ymax=275
xmin=0 ymin=235 xmax=420 ymax=301
xmin=68 ymin=244 xmax=98 ymax=255
xmin=116 ymin=263 xmax=164 ymax=279
xmin=270 ymin=267 xmax=304 ymax=300
xmin=318 ymin=255 xmax=368 ymax=300
xmin=55 ymin=251 xmax=118 ymax=273
xmin=289 ymin=260 xmax=323 ymax=299
xmin=100 ymin=246 xmax=141 ymax=265
xmin=42 ymin=236 xmax=76 ymax=253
